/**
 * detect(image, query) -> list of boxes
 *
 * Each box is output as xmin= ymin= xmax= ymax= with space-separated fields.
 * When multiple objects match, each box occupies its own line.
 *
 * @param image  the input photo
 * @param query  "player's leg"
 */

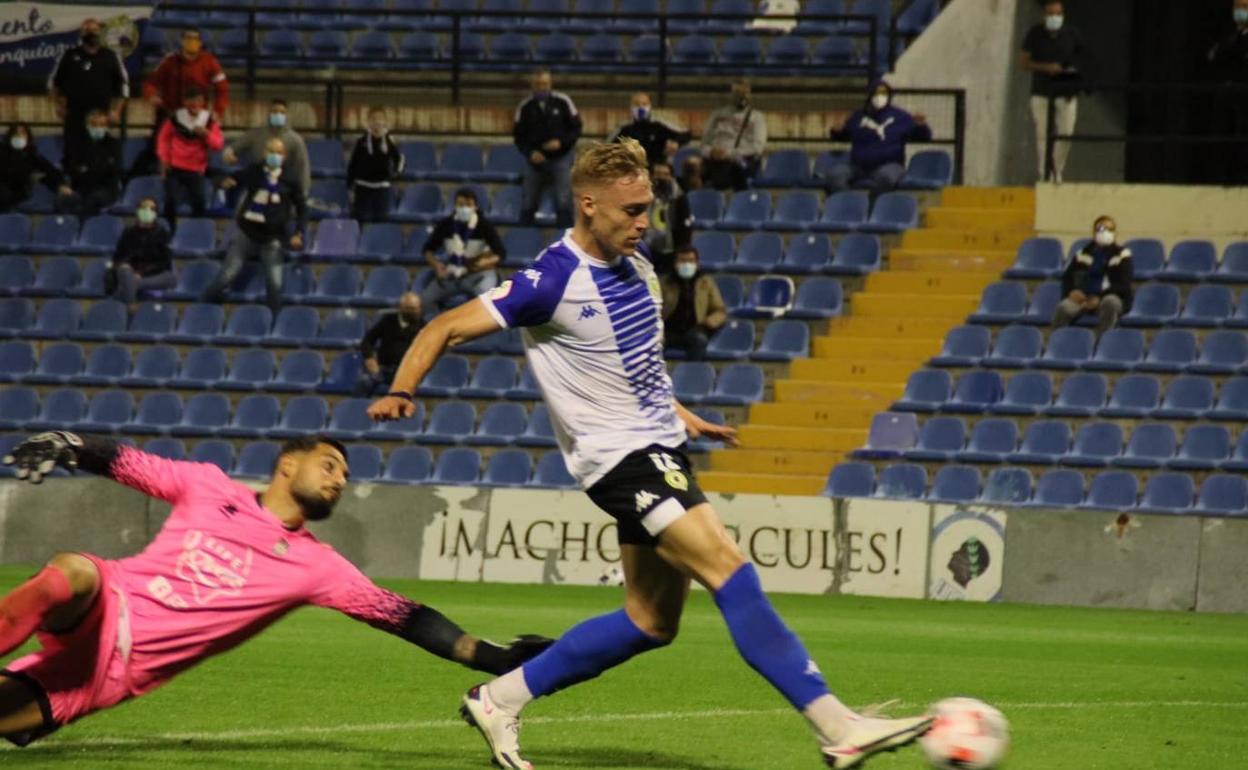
xmin=0 ymin=553 xmax=98 ymax=658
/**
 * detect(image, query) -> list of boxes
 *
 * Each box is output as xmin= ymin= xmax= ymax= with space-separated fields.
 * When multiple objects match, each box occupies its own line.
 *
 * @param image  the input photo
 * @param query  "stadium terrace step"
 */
xmin=773 ymin=379 xmax=904 ymax=405
xmin=900 ymin=228 xmax=1033 ymax=252
xmin=790 ymin=358 xmax=927 ymax=383
xmin=887 ymin=250 xmax=1016 ymax=274
xmin=851 ymin=293 xmax=980 ymax=319
xmin=863 ymin=271 xmax=996 ymax=296
xmin=811 ymin=336 xmax=935 ymax=361
xmin=698 ymin=470 xmax=827 ymax=496
xmin=923 ymin=206 xmax=1035 ymax=232
xmin=734 ymin=425 xmax=866 ymax=452
xmin=938 ymin=186 xmax=1036 ymax=211
xmin=748 ymin=402 xmax=884 ymax=428
xmin=708 ymin=448 xmax=845 ymax=476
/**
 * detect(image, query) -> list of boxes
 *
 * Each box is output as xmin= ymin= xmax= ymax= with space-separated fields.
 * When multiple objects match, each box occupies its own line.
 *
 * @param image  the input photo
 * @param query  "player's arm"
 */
xmin=674 ymin=400 xmax=739 ymax=446
xmin=1 ymin=431 xmax=204 ymax=500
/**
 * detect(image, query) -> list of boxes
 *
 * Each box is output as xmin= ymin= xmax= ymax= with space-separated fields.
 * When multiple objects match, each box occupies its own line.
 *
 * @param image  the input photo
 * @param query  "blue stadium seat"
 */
xmin=482 ymin=145 xmax=527 ymax=185
xmin=672 ymin=34 xmax=717 ymax=68
xmin=169 ymin=218 xmax=217 ymax=259
xmin=811 ymin=35 xmax=857 ymax=67
xmin=705 ymin=320 xmax=755 ymax=360
xmin=0 ymin=215 xmax=33 ymax=256
xmin=486 ymin=31 xmax=532 ymax=62
xmin=957 ymin=418 xmax=1018 ymax=464
xmin=121 ymin=302 xmax=176 ymax=343
xmin=969 ymin=282 xmax=1027 ymax=324
xmin=188 ymin=440 xmax=236 ymax=473
xmin=0 ymin=340 xmax=35 ymax=381
xmin=1212 ymin=242 xmax=1248 ymax=283
xmin=686 ymin=189 xmax=724 ymax=228
xmin=1161 ymin=240 xmax=1216 ymax=282
xmin=500 ymin=226 xmax=544 ymax=267
xmin=77 ymin=390 xmax=133 ymax=432
xmin=1170 ymin=424 xmax=1231 ymax=470
xmin=691 ymin=231 xmax=734 ymax=269
xmin=1082 ymin=471 xmax=1139 ymax=511
xmin=1195 ymin=475 xmax=1248 ymax=516
xmin=72 ymin=299 xmax=127 ymax=342
xmin=778 ymin=232 xmax=832 ymax=273
xmin=319 ymin=309 xmax=366 ymax=348
xmin=904 ymin=416 xmax=966 ymax=462
xmin=127 ymin=392 xmax=184 ymax=435
xmin=0 ymin=298 xmax=34 ymax=339
xmin=505 ymin=366 xmax=541 ymax=400
xmin=271 ymin=350 xmax=324 ymax=393
xmin=351 ymin=29 xmax=395 ymax=60
xmin=1039 ymin=326 xmax=1094 ymax=369
xmin=927 ymin=465 xmax=981 ymax=503
xmin=23 ymin=342 xmax=82 ymax=385
xmin=704 ymin=363 xmax=765 ymax=405
xmin=731 ymin=232 xmax=783 ymax=273
xmin=826 ymin=233 xmax=881 ymax=275
xmin=165 ymin=260 xmax=216 ymax=301
xmin=417 ymin=355 xmax=470 ymax=398
xmin=516 ymin=404 xmax=558 ymax=448
xmin=714 ymin=274 xmax=746 ymax=311
xmin=789 ymin=276 xmax=843 ymax=319
xmin=767 ymin=192 xmax=821 ymax=234
xmin=0 ymin=258 xmax=35 ymax=299
xmin=875 ymin=463 xmax=927 ymax=500
xmin=144 ymin=437 xmax=187 ymax=460
xmin=854 ymin=411 xmax=919 ymax=459
xmin=1086 ymin=328 xmax=1145 ymax=372
xmin=424 ymin=401 xmax=476 ymax=444
xmin=1008 ymin=420 xmax=1071 ymax=465
xmin=1121 ymin=284 xmax=1180 ymax=327
xmin=345 ymin=444 xmax=384 ymax=482
xmin=170 ymin=347 xmax=228 ymax=389
xmin=981 ymin=467 xmax=1033 ymax=504
xmin=734 ymin=275 xmax=794 ymax=318
xmin=1021 ymin=281 xmax=1061 ymax=325
xmin=1046 ymin=372 xmax=1107 ymax=417
xmin=394 ymin=183 xmax=444 ymax=223
xmin=319 ymin=351 xmax=362 ymax=395
xmin=533 ymin=451 xmax=576 ymax=489
xmin=78 ymin=344 xmax=131 ymax=386
xmin=267 ymin=306 xmax=320 ymax=348
xmin=582 ymin=32 xmax=624 ymax=65
xmin=1178 ymin=285 xmax=1233 ymax=328
xmin=1139 ymin=329 xmax=1198 ymax=373
xmin=671 ymin=362 xmax=715 ymax=404
xmin=753 ymin=319 xmax=809 ymax=361
xmin=326 ymin=398 xmax=375 ymax=441
xmin=1229 ymin=291 xmax=1248 ymax=330
xmin=1114 ymin=423 xmax=1177 ymax=469
xmin=943 ymin=370 xmax=1003 ymax=414
xmin=27 ymin=257 xmax=81 ymax=297
xmin=171 ymin=393 xmax=231 ymax=437
xmin=235 ymin=442 xmax=281 ymax=479
xmin=1190 ymin=330 xmax=1248 ymax=375
xmin=307 ymin=29 xmax=349 ymax=58
xmin=894 ymin=369 xmax=951 ymax=412
xmin=765 ymin=35 xmax=808 ymax=69
xmin=1062 ymin=422 xmax=1123 ymax=468
xmin=1210 ymin=377 xmax=1248 ymax=421
xmin=822 ymin=462 xmax=874 ymax=498
xmin=465 ymin=402 xmax=528 ymax=446
xmin=813 ymin=191 xmax=869 ymax=232
xmin=216 ymin=304 xmax=272 ymax=345
xmin=111 ymin=176 xmax=163 ymax=216
xmin=25 ymin=298 xmax=80 ymax=340
xmin=219 ymin=349 xmax=276 ymax=391
xmin=717 ymin=190 xmax=771 ymax=231
xmin=981 ymin=325 xmax=1042 ymax=368
xmin=899 ymin=150 xmax=953 ymax=190
xmin=797 ymin=0 xmax=846 ymax=35
xmin=357 ymin=223 xmax=404 ymax=262
xmin=381 ymin=446 xmax=434 ymax=483
xmin=431 ymin=143 xmax=486 ymax=182
xmin=1034 ymin=469 xmax=1085 ymax=507
xmin=481 ymin=449 xmax=533 ymax=487
xmin=308 ymin=264 xmax=362 ymax=305
xmin=931 ymin=325 xmax=991 ymax=368
xmin=991 ymin=371 xmax=1053 ymax=415
xmin=860 ymin=192 xmax=918 ymax=233
xmin=1224 ymin=431 xmax=1248 ymax=472
xmin=0 ymin=387 xmax=38 ymax=430
xmin=756 ymin=150 xmax=812 ymax=189
xmin=358 ymin=266 xmax=409 ymax=308
xmin=29 ymin=215 xmax=79 ymax=254
xmin=1102 ymin=374 xmax=1161 ymax=418
xmin=270 ymin=395 xmax=329 ymax=439
xmin=1005 ymin=237 xmax=1063 ymax=279
xmin=1138 ymin=473 xmax=1195 ymax=514
xmin=121 ymin=345 xmax=179 ymax=389
xmin=487 ymin=186 xmax=523 ymax=227
xmin=309 ymin=219 xmax=359 ymax=261
xmin=398 ymin=141 xmax=437 ymax=180
xmin=168 ymin=303 xmax=223 ymax=344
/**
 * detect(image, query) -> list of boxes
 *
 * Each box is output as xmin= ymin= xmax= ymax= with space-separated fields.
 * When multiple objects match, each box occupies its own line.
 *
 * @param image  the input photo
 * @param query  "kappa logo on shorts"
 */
xmin=634 ymin=490 xmax=660 ymax=512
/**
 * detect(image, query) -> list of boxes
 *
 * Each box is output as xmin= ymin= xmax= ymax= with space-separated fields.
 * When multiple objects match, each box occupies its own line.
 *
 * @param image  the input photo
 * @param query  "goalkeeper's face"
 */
xmin=289 ymin=445 xmax=349 ymax=521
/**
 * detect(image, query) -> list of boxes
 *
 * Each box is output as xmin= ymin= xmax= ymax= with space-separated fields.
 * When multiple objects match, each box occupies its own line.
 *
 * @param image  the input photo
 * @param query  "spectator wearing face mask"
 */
xmin=1053 ymin=215 xmax=1133 ymax=335
xmin=0 ymin=123 xmax=73 ymax=213
xmin=607 ymin=92 xmax=691 ymax=169
xmin=347 ymin=107 xmax=404 ymax=223
xmin=356 ymin=292 xmax=425 ymax=396
xmin=645 ymin=161 xmax=692 ymax=276
xmin=661 ymin=245 xmax=726 ymax=361
xmin=1208 ymin=0 xmax=1248 ymax=184
xmin=1020 ymin=0 xmax=1088 ymax=183
xmin=108 ymin=197 xmax=175 ymax=311
xmin=156 ymin=88 xmax=224 ymax=229
xmin=47 ymin=18 xmax=128 ymax=164
xmin=514 ymin=68 xmax=582 ymax=228
xmin=223 ymin=99 xmax=311 ymax=196
xmin=202 ymin=137 xmax=306 ymax=313
xmin=135 ymin=28 xmax=228 ymax=177
xmin=826 ymin=80 xmax=931 ymax=195
xmin=420 ymin=188 xmax=505 ymax=318
xmin=700 ymin=79 xmax=767 ymax=191
xmin=61 ymin=109 xmax=123 ymax=217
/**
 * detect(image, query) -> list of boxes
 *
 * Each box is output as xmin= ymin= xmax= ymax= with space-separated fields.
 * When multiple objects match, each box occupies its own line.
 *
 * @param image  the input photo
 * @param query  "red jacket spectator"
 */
xmin=142 ymin=48 xmax=229 ymax=116
xmin=156 ymin=110 xmax=225 ymax=173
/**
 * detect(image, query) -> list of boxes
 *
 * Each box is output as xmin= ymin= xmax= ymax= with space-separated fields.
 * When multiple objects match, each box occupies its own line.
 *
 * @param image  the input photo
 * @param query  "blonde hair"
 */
xmin=571 ymin=139 xmax=649 ymax=194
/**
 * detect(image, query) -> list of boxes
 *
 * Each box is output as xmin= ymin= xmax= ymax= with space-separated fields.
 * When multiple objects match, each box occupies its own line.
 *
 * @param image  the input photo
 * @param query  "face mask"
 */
xmin=632 ymin=106 xmax=650 ymax=121
xmin=1236 ymin=8 xmax=1248 ymax=24
xmin=88 ymin=126 xmax=107 ymax=141
xmin=675 ymin=262 xmax=697 ymax=280
xmin=1094 ymin=230 xmax=1115 ymax=246
xmin=265 ymin=152 xmax=283 ymax=169
xmin=454 ymin=205 xmax=475 ymax=223
xmin=870 ymin=94 xmax=889 ymax=110
xmin=9 ymin=136 xmax=27 ymax=151
xmin=1044 ymin=14 xmax=1063 ymax=31
xmin=533 ymin=89 xmax=550 ymax=101
xmin=269 ymin=112 xmax=287 ymax=128
xmin=81 ymin=32 xmax=100 ymax=47
xmin=137 ymin=208 xmax=158 ymax=225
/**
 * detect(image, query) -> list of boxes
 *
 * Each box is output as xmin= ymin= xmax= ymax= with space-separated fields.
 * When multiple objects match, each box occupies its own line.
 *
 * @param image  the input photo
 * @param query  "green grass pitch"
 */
xmin=1 ymin=566 xmax=1245 ymax=769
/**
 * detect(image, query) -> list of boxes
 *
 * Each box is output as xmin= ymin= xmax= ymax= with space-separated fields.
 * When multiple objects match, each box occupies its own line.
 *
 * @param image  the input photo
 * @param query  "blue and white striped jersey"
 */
xmin=480 ymin=233 xmax=686 ymax=487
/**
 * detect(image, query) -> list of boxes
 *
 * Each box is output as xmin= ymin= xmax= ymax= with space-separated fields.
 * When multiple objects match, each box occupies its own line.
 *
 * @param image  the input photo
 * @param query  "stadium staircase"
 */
xmin=699 ymin=186 xmax=1035 ymax=495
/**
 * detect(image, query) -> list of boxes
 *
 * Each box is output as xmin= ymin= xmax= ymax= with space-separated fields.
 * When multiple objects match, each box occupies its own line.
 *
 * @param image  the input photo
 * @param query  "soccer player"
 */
xmin=366 ymin=139 xmax=932 ymax=769
xmin=0 ymin=433 xmax=551 ymax=747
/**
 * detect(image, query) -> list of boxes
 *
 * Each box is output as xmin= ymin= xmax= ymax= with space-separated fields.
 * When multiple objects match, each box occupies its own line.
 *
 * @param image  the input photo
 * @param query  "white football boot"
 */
xmin=821 ymin=713 xmax=934 ymax=769
xmin=460 ymin=684 xmax=533 ymax=770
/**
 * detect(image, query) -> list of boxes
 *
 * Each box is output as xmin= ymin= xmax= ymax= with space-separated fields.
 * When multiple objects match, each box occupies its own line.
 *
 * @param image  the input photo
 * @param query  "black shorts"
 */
xmin=587 ymin=444 xmax=708 ymax=546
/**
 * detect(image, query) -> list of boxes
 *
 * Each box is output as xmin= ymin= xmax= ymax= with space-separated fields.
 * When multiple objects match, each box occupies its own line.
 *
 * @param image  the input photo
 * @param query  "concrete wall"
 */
xmin=1036 ymin=183 xmax=1248 ymax=247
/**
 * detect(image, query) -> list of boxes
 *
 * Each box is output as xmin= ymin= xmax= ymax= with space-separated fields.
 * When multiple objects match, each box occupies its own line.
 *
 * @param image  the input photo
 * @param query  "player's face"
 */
xmin=290 ymin=445 xmax=349 ymax=521
xmin=586 ymin=172 xmax=653 ymax=258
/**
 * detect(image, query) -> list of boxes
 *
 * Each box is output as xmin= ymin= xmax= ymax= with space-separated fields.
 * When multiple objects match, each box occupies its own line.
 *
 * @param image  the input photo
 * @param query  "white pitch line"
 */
xmin=20 ymin=701 xmax=1248 ymax=750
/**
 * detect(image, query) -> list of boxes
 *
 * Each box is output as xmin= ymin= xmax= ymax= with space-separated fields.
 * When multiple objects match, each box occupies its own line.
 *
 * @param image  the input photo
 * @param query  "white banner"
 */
xmin=928 ymin=507 xmax=1007 ymax=602
xmin=0 ymin=3 xmax=153 ymax=72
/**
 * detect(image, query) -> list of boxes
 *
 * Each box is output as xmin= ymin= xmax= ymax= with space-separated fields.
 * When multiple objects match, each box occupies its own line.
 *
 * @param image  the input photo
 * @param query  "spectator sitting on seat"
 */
xmin=645 ymin=160 xmax=692 ymax=276
xmin=421 ymin=188 xmax=504 ymax=318
xmin=347 ymin=107 xmax=404 ymax=223
xmin=607 ymin=91 xmax=691 ymax=169
xmin=513 ymin=68 xmax=582 ymax=228
xmin=826 ymin=80 xmax=930 ymax=195
xmin=0 ymin=123 xmax=73 ymax=212
xmin=61 ymin=109 xmax=123 ymax=216
xmin=356 ymin=292 xmax=425 ymax=396
xmin=156 ymin=88 xmax=224 ymax=229
xmin=223 ymin=99 xmax=311 ymax=197
xmin=678 ymin=154 xmax=705 ymax=191
xmin=135 ymin=28 xmax=229 ymax=177
xmin=700 ymin=79 xmax=767 ymax=191
xmin=1053 ymin=215 xmax=1133 ymax=335
xmin=201 ymin=137 xmax=306 ymax=313
xmin=661 ymin=244 xmax=727 ymax=361
xmin=108 ymin=196 xmax=175 ymax=313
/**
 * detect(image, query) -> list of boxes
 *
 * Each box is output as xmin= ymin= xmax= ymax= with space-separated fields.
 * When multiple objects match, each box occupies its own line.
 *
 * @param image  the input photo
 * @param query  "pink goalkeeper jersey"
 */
xmin=104 ymin=447 xmax=415 ymax=694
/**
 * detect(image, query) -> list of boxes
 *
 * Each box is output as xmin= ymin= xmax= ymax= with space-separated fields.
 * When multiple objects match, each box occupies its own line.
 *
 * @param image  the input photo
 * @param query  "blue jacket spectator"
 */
xmin=827 ymin=81 xmax=931 ymax=194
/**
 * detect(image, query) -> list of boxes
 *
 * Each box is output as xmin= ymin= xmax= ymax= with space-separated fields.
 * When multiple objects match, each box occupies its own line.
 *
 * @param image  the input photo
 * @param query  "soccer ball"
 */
xmin=919 ymin=697 xmax=1009 ymax=770
xmin=597 ymin=565 xmax=625 ymax=586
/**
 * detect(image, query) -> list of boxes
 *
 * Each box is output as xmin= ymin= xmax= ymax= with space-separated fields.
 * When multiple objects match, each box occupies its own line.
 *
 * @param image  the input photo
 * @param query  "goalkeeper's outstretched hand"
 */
xmin=476 ymin=634 xmax=555 ymax=675
xmin=2 ymin=431 xmax=83 ymax=484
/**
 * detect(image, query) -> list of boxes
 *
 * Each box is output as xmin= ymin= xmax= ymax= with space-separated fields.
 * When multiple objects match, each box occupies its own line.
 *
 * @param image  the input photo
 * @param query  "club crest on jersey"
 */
xmin=272 ymin=538 xmax=289 ymax=556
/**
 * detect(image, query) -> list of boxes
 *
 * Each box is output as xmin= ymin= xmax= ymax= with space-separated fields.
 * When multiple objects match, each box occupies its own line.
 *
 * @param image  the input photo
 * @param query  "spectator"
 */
xmin=201 ymin=138 xmax=306 ymax=313
xmin=645 ymin=160 xmax=692 ymax=275
xmin=1053 ymin=215 xmax=1133 ymax=335
xmin=826 ymin=80 xmax=931 ymax=195
xmin=700 ymin=79 xmax=767 ymax=191
xmin=1208 ymin=0 xmax=1248 ymax=184
xmin=678 ymin=155 xmax=705 ymax=192
xmin=607 ymin=92 xmax=691 ymax=169
xmin=47 ymin=18 xmax=128 ymax=165
xmin=107 ymin=197 xmax=175 ymax=312
xmin=0 ymin=123 xmax=73 ymax=213
xmin=347 ymin=107 xmax=404 ymax=223
xmin=356 ymin=292 xmax=425 ymax=396
xmin=223 ymin=99 xmax=311 ymax=196
xmin=61 ymin=110 xmax=123 ymax=216
xmin=156 ymin=88 xmax=224 ymax=229
xmin=513 ymin=68 xmax=582 ymax=228
xmin=1020 ymin=0 xmax=1088 ymax=183
xmin=135 ymin=28 xmax=229 ymax=177
xmin=661 ymin=244 xmax=726 ymax=361
xmin=421 ymin=188 xmax=504 ymax=318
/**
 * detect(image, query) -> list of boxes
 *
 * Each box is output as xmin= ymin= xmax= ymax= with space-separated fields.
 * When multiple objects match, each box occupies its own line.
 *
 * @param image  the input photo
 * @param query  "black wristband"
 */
xmin=387 ymin=391 xmax=415 ymax=401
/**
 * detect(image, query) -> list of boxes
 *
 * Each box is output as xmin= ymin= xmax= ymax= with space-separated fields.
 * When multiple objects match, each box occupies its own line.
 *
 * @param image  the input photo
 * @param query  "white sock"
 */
xmin=486 ymin=667 xmax=534 ymax=715
xmin=803 ymin=694 xmax=859 ymax=747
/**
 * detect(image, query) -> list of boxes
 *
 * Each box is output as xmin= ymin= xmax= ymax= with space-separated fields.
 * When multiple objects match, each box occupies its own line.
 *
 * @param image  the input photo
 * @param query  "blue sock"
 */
xmin=522 ymin=609 xmax=667 ymax=698
xmin=714 ymin=563 xmax=829 ymax=710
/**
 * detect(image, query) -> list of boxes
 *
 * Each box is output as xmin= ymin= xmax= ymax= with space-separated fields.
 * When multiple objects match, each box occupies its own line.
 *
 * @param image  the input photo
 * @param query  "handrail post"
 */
xmin=954 ymin=88 xmax=966 ymax=184
xmin=245 ymin=10 xmax=257 ymax=100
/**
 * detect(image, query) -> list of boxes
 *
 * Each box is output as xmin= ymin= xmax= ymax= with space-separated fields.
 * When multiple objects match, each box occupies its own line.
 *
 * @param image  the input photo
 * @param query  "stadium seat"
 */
xmin=991 ymin=371 xmax=1052 ymax=415
xmin=72 ymin=299 xmax=127 ymax=342
xmin=308 ymin=264 xmax=362 ymax=305
xmin=1062 ymin=422 xmax=1123 ymax=468
xmin=756 ymin=150 xmax=812 ymax=189
xmin=431 ymin=143 xmax=486 ymax=182
xmin=165 ymin=260 xmax=216 ymax=301
xmin=1170 ymin=424 xmax=1231 ymax=470
xmin=671 ymin=362 xmax=715 ymax=404
xmin=1155 ymin=375 xmax=1215 ymax=420
xmin=1005 ymin=237 xmax=1064 ymax=279
xmin=26 ymin=257 xmax=81 ymax=297
xmin=499 ymin=227 xmax=545 ymax=268
xmin=271 ymin=350 xmax=324 ymax=393
xmin=424 ymin=401 xmax=476 ymax=444
xmin=1021 ymin=281 xmax=1061 ymax=325
xmin=1008 ymin=420 xmax=1071 ymax=465
xmin=957 ymin=418 xmax=1018 ymax=464
xmin=1194 ymin=474 xmax=1248 ymax=516
xmin=943 ymin=370 xmax=1003 ymax=414
xmin=187 ymin=440 xmax=235 ymax=473
xmin=904 ymin=416 xmax=966 ymax=462
xmin=394 ymin=183 xmax=444 ymax=223
xmin=900 ymin=150 xmax=953 ymax=190
xmin=1046 ymin=372 xmax=1107 ymax=417
xmin=351 ymin=29 xmax=395 ymax=60
xmin=981 ymin=325 xmax=1042 ymax=368
xmin=358 ymin=266 xmax=409 ymax=308
xmin=981 ymin=467 xmax=1033 ymax=504
xmin=533 ymin=451 xmax=576 ymax=489
xmin=704 ymin=363 xmax=765 ymax=405
xmin=767 ymin=192 xmax=821 ymax=233
xmin=931 ymin=325 xmax=990 ymax=368
xmin=216 ymin=305 xmax=273 ymax=346
xmin=875 ymin=463 xmax=927 ymax=500
xmin=672 ymin=34 xmax=717 ymax=68
xmin=731 ymin=232 xmax=783 ymax=273
xmin=170 ymin=347 xmax=227 ymax=389
xmin=825 ymin=233 xmax=881 ymax=275
xmin=0 ymin=216 xmax=34 ymax=256
xmin=111 ymin=176 xmax=163 ymax=215
xmin=1161 ymin=240 xmax=1216 ymax=282
xmin=381 ymin=446 xmax=434 ymax=483
xmin=1038 ymin=326 xmax=1095 ymax=369
xmin=860 ymin=192 xmax=918 ymax=233
xmin=144 ymin=437 xmax=187 ymax=461
xmin=765 ymin=35 xmax=809 ymax=69
xmin=894 ymin=370 xmax=952 ymax=413
xmin=24 ymin=298 xmax=79 ymax=341
xmin=1178 ymin=285 xmax=1234 ymax=328
xmin=0 ymin=298 xmax=34 ymax=339
xmin=319 ymin=351 xmax=362 ymax=395
xmin=582 ymin=32 xmax=624 ymax=64
xmin=1228 ymin=291 xmax=1248 ymax=330
xmin=78 ymin=344 xmax=131 ymax=387
xmin=1139 ymin=329 xmax=1198 ymax=373
xmin=1102 ymin=374 xmax=1161 ymax=418
xmin=482 ymin=145 xmax=527 ymax=184
xmin=717 ymin=191 xmax=771 ymax=231
xmin=1121 ymin=284 xmax=1180 ymax=327
xmin=777 ymin=233 xmax=832 ymax=273
xmin=705 ymin=320 xmax=755 ymax=360
xmin=969 ymin=282 xmax=1027 ymax=324
xmin=753 ymin=319 xmax=809 ymax=361
xmin=427 ymin=447 xmax=480 ymax=485
xmin=927 ymin=465 xmax=982 ymax=503
xmin=811 ymin=35 xmax=858 ymax=68
xmin=357 ymin=223 xmax=404 ymax=262
xmin=1081 ymin=471 xmax=1139 ymax=510
xmin=465 ymin=402 xmax=527 ymax=446
xmin=171 ymin=393 xmax=231 ymax=437
xmin=417 ymin=355 xmax=470 ymax=398
xmin=813 ymin=191 xmax=869 ymax=232
xmin=686 ymin=189 xmax=724 ymax=228
xmin=23 ymin=342 xmax=82 ymax=386
xmin=218 ymin=349 xmax=276 ymax=391
xmin=734 ymin=275 xmax=794 ymax=318
xmin=75 ymin=390 xmax=133 ymax=432
xmin=1210 ymin=377 xmax=1248 ymax=421
xmin=1191 ymin=330 xmax=1248 ymax=375
xmin=789 ymin=276 xmax=842 ymax=319
xmin=714 ymin=274 xmax=746 ymax=311
xmin=1224 ymin=431 xmax=1248 ymax=472
xmin=235 ymin=442 xmax=281 ymax=479
xmin=319 ymin=309 xmax=366 ymax=348
xmin=822 ymin=462 xmax=874 ymax=498
xmin=126 ymin=392 xmax=184 ymax=435
xmin=398 ymin=141 xmax=437 ymax=180
xmin=1138 ymin=473 xmax=1195 ymax=514
xmin=120 ymin=302 xmax=177 ymax=343
xmin=29 ymin=215 xmax=79 ymax=254
xmin=168 ymin=303 xmax=224 ymax=344
xmin=326 ymin=398 xmax=376 ymax=441
xmin=481 ymin=449 xmax=533 ymax=487
xmin=689 ymin=231 xmax=733 ymax=270
xmin=0 ymin=340 xmax=35 ymax=382
xmin=169 ymin=218 xmax=217 ymax=258
xmin=855 ymin=411 xmax=919 ymax=459
xmin=1114 ymin=423 xmax=1177 ymax=469
xmin=309 ymin=219 xmax=360 ymax=260
xmin=1213 ymin=242 xmax=1248 ymax=283
xmin=269 ymin=395 xmax=329 ymax=440
xmin=516 ymin=404 xmax=558 ymax=448
xmin=344 ymin=445 xmax=383 ymax=483
xmin=0 ymin=387 xmax=38 ymax=430
xmin=1034 ymin=469 xmax=1085 ymax=507
xmin=267 ymin=306 xmax=320 ymax=348
xmin=1086 ymin=328 xmax=1145 ymax=372
xmin=505 ymin=366 xmax=541 ymax=400
xmin=116 ymin=346 xmax=177 ymax=390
